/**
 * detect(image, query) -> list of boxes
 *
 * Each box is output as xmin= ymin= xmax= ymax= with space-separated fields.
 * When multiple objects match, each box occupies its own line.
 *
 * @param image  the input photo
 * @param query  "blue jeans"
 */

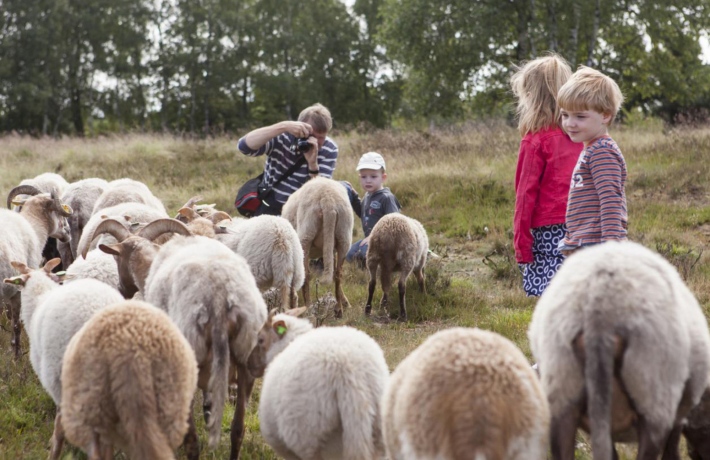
xmin=346 ymin=239 xmax=368 ymax=264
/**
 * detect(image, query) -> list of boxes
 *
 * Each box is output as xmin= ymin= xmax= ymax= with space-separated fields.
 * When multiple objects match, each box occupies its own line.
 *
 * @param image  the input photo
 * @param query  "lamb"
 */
xmin=61 ymin=300 xmax=198 ymax=460
xmin=246 ymin=307 xmax=389 ymax=459
xmin=64 ymin=248 xmax=121 ymax=291
xmin=216 ymin=215 xmax=304 ymax=311
xmin=527 ymin=240 xmax=710 ymax=459
xmin=381 ymin=327 xmax=549 ymax=460
xmin=143 ymin=234 xmax=267 ymax=459
xmin=1 ymin=185 xmax=72 ymax=357
xmin=3 ymin=258 xmax=124 ymax=459
xmin=365 ymin=213 xmax=428 ymax=321
xmin=281 ymin=177 xmax=353 ymax=317
xmin=91 ymin=178 xmax=166 ymax=215
xmin=56 ymin=178 xmax=108 ymax=268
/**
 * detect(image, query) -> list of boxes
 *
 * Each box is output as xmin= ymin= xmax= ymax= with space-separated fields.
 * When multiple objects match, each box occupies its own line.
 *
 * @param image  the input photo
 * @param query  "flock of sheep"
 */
xmin=2 ymin=171 xmax=710 ymax=460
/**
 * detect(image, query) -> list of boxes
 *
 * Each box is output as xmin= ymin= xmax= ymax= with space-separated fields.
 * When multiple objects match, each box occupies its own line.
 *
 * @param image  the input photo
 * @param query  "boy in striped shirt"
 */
xmin=556 ymin=67 xmax=627 ymax=255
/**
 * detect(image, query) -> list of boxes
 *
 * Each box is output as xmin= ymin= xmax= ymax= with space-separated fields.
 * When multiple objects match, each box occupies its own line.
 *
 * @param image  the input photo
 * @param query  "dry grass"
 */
xmin=1 ymin=122 xmax=709 ymax=459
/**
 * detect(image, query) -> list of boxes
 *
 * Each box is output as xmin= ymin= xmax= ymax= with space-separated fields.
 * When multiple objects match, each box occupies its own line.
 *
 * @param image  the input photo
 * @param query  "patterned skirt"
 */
xmin=521 ymin=224 xmax=566 ymax=297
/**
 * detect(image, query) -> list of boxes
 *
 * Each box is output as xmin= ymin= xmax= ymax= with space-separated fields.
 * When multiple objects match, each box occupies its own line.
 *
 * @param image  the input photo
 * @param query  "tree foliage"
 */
xmin=0 ymin=0 xmax=709 ymax=134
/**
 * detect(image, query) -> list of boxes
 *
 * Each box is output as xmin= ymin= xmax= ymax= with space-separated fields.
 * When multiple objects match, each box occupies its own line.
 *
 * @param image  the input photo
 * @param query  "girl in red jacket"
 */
xmin=510 ymin=54 xmax=582 ymax=296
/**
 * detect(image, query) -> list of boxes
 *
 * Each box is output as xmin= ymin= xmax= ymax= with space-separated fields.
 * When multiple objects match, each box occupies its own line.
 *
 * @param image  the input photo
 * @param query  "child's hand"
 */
xmin=359 ymin=236 xmax=370 ymax=247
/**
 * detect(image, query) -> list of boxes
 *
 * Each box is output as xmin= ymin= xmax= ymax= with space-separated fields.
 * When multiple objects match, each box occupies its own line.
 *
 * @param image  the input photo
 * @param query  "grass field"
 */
xmin=1 ymin=120 xmax=710 ymax=459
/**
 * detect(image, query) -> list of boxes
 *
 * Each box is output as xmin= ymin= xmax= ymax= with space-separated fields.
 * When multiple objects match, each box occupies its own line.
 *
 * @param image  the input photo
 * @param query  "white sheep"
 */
xmin=64 ymin=248 xmax=121 ymax=291
xmin=246 ymin=307 xmax=389 ymax=459
xmin=528 ymin=240 xmax=710 ymax=459
xmin=381 ymin=327 xmax=549 ymax=460
xmin=217 ymin=215 xmax=304 ymax=311
xmin=15 ymin=172 xmax=70 ymax=206
xmin=365 ymin=213 xmax=428 ymax=321
xmin=56 ymin=178 xmax=109 ymax=268
xmin=1 ymin=186 xmax=73 ymax=357
xmin=61 ymin=300 xmax=198 ymax=460
xmin=91 ymin=178 xmax=166 ymax=215
xmin=281 ymin=177 xmax=353 ymax=317
xmin=144 ymin=235 xmax=267 ymax=457
xmin=3 ymin=258 xmax=124 ymax=459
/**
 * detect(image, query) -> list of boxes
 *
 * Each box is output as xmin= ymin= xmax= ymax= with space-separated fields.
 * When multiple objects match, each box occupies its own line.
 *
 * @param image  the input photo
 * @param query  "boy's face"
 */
xmin=560 ymin=108 xmax=612 ymax=146
xmin=358 ymin=168 xmax=386 ymax=193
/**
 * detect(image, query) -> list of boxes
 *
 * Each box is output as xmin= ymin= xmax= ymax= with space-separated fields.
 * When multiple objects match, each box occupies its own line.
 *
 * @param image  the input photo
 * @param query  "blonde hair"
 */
xmin=510 ymin=53 xmax=573 ymax=137
xmin=298 ymin=103 xmax=333 ymax=133
xmin=557 ymin=66 xmax=625 ymax=122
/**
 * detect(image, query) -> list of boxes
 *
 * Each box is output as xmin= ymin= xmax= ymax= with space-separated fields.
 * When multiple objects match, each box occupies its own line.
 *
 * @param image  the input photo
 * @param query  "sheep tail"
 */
xmin=584 ymin=304 xmax=616 ymax=460
xmin=117 ymin=357 xmax=175 ymax=460
xmin=321 ymin=207 xmax=337 ymax=284
xmin=339 ymin=380 xmax=379 ymax=460
xmin=206 ymin=292 xmax=230 ymax=450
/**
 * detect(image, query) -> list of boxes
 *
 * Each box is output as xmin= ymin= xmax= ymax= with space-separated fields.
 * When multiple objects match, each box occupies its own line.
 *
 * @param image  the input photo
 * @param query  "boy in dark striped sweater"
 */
xmin=556 ymin=66 xmax=627 ymax=255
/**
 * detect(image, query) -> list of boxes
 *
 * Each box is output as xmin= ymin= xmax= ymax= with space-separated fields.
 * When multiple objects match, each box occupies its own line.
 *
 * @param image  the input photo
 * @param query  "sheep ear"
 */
xmin=99 ymin=244 xmax=122 ymax=256
xmin=273 ymin=320 xmax=287 ymax=336
xmin=43 ymin=258 xmax=62 ymax=273
xmin=284 ymin=306 xmax=307 ymax=317
xmin=10 ymin=261 xmax=31 ymax=274
xmin=4 ymin=274 xmax=28 ymax=287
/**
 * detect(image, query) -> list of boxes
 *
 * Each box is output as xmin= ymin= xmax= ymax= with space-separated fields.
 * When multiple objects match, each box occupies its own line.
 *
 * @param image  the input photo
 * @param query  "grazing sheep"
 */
xmin=528 ymin=241 xmax=710 ymax=460
xmin=381 ymin=327 xmax=549 ymax=460
xmin=56 ymin=178 xmax=109 ymax=268
xmin=3 ymin=258 xmax=124 ymax=459
xmin=61 ymin=300 xmax=198 ymax=460
xmin=77 ymin=202 xmax=168 ymax=259
xmin=247 ymin=307 xmax=389 ymax=460
xmin=64 ymin=248 xmax=121 ymax=291
xmin=144 ymin=235 xmax=267 ymax=459
xmin=91 ymin=178 xmax=166 ymax=215
xmin=281 ymin=177 xmax=353 ymax=317
xmin=365 ymin=213 xmax=428 ymax=321
xmin=1 ymin=186 xmax=72 ymax=357
xmin=217 ymin=215 xmax=304 ymax=311
xmin=16 ymin=173 xmax=70 ymax=206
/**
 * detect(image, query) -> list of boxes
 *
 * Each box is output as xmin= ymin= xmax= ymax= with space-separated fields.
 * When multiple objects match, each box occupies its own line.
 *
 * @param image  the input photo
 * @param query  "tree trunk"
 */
xmin=529 ymin=0 xmax=537 ymax=57
xmin=569 ymin=0 xmax=580 ymax=67
xmin=547 ymin=0 xmax=558 ymax=52
xmin=586 ymin=0 xmax=601 ymax=66
xmin=516 ymin=0 xmax=530 ymax=61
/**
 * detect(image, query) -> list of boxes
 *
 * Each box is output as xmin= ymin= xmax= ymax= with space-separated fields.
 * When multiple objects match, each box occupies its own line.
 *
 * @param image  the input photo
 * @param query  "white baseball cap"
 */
xmin=356 ymin=152 xmax=386 ymax=171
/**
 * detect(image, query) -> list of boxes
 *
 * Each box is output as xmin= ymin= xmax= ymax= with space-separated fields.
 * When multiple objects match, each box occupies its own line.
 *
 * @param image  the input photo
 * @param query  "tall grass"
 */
xmin=1 ymin=123 xmax=709 ymax=459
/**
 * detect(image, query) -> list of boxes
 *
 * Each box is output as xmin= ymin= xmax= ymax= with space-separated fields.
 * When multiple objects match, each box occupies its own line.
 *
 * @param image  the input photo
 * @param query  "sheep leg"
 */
xmin=280 ymin=284 xmax=291 ymax=312
xmin=660 ymin=424 xmax=683 ymax=460
xmin=549 ymin=400 xmax=582 ymax=460
xmin=397 ymin=273 xmax=408 ymax=321
xmin=301 ymin=242 xmax=311 ymax=307
xmin=635 ymin=415 xmax=667 ymax=460
xmin=415 ymin=266 xmax=426 ymax=294
xmin=379 ymin=269 xmax=391 ymax=315
xmin=229 ymin=365 xmax=256 ymax=460
xmin=48 ymin=410 xmax=64 ymax=460
xmin=365 ymin=261 xmax=378 ymax=316
xmin=333 ymin=257 xmax=349 ymax=318
xmin=183 ymin=407 xmax=200 ymax=460
xmin=9 ymin=293 xmax=21 ymax=359
xmin=87 ymin=431 xmax=112 ymax=460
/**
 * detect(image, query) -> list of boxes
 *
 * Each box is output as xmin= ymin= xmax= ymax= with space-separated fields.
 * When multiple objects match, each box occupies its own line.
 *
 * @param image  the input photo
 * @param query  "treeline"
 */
xmin=1 ymin=0 xmax=710 ymax=136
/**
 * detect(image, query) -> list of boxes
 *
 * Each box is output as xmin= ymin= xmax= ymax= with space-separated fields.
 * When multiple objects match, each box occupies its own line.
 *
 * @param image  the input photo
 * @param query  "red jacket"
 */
xmin=514 ymin=126 xmax=582 ymax=263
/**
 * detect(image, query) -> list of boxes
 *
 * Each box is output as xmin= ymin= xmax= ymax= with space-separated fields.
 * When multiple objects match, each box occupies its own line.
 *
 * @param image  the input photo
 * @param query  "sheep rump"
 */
xmin=382 ymin=327 xmax=549 ymax=460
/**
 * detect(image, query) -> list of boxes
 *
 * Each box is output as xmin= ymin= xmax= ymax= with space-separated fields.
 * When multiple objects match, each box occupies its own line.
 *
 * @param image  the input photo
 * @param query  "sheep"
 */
xmin=216 ymin=215 xmax=305 ymax=311
xmin=56 ymin=178 xmax=109 ymax=268
xmin=281 ymin=177 xmax=353 ymax=317
xmin=1 ymin=185 xmax=72 ymax=357
xmin=365 ymin=213 xmax=428 ymax=321
xmin=76 ymin=201 xmax=169 ymax=259
xmin=15 ymin=172 xmax=70 ymax=206
xmin=143 ymin=235 xmax=268 ymax=459
xmin=381 ymin=327 xmax=549 ymax=460
xmin=64 ymin=248 xmax=121 ymax=291
xmin=61 ymin=300 xmax=198 ymax=460
xmin=2 ymin=258 xmax=124 ymax=459
xmin=91 ymin=178 xmax=167 ymax=215
xmin=527 ymin=240 xmax=710 ymax=460
xmin=683 ymin=388 xmax=710 ymax=460
xmin=246 ymin=307 xmax=389 ymax=460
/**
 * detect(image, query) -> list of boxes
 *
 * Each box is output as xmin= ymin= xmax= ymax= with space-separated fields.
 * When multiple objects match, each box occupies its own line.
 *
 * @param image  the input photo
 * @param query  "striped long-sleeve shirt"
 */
xmin=238 ymin=133 xmax=338 ymax=205
xmin=563 ymin=136 xmax=627 ymax=246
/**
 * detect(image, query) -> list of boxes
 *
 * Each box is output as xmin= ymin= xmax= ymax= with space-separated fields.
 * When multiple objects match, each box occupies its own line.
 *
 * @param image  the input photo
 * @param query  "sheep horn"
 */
xmin=138 ymin=219 xmax=192 ymax=241
xmin=82 ymin=218 xmax=131 ymax=259
xmin=7 ymin=185 xmax=42 ymax=209
xmin=177 ymin=207 xmax=199 ymax=222
xmin=181 ymin=195 xmax=203 ymax=210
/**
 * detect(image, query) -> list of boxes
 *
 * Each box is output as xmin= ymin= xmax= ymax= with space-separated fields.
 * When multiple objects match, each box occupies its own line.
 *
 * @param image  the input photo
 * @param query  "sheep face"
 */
xmin=99 ymin=237 xmax=159 ymax=298
xmin=3 ymin=258 xmax=65 ymax=288
xmin=247 ymin=307 xmax=307 ymax=378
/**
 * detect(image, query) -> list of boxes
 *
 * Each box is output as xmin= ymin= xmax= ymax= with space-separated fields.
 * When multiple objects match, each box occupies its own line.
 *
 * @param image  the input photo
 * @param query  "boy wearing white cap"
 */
xmin=346 ymin=152 xmax=401 ymax=266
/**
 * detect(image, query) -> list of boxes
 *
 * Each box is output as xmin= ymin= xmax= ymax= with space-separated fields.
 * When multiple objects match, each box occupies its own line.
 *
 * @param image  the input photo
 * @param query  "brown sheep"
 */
xmin=365 ymin=213 xmax=428 ymax=321
xmin=61 ymin=300 xmax=198 ymax=460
